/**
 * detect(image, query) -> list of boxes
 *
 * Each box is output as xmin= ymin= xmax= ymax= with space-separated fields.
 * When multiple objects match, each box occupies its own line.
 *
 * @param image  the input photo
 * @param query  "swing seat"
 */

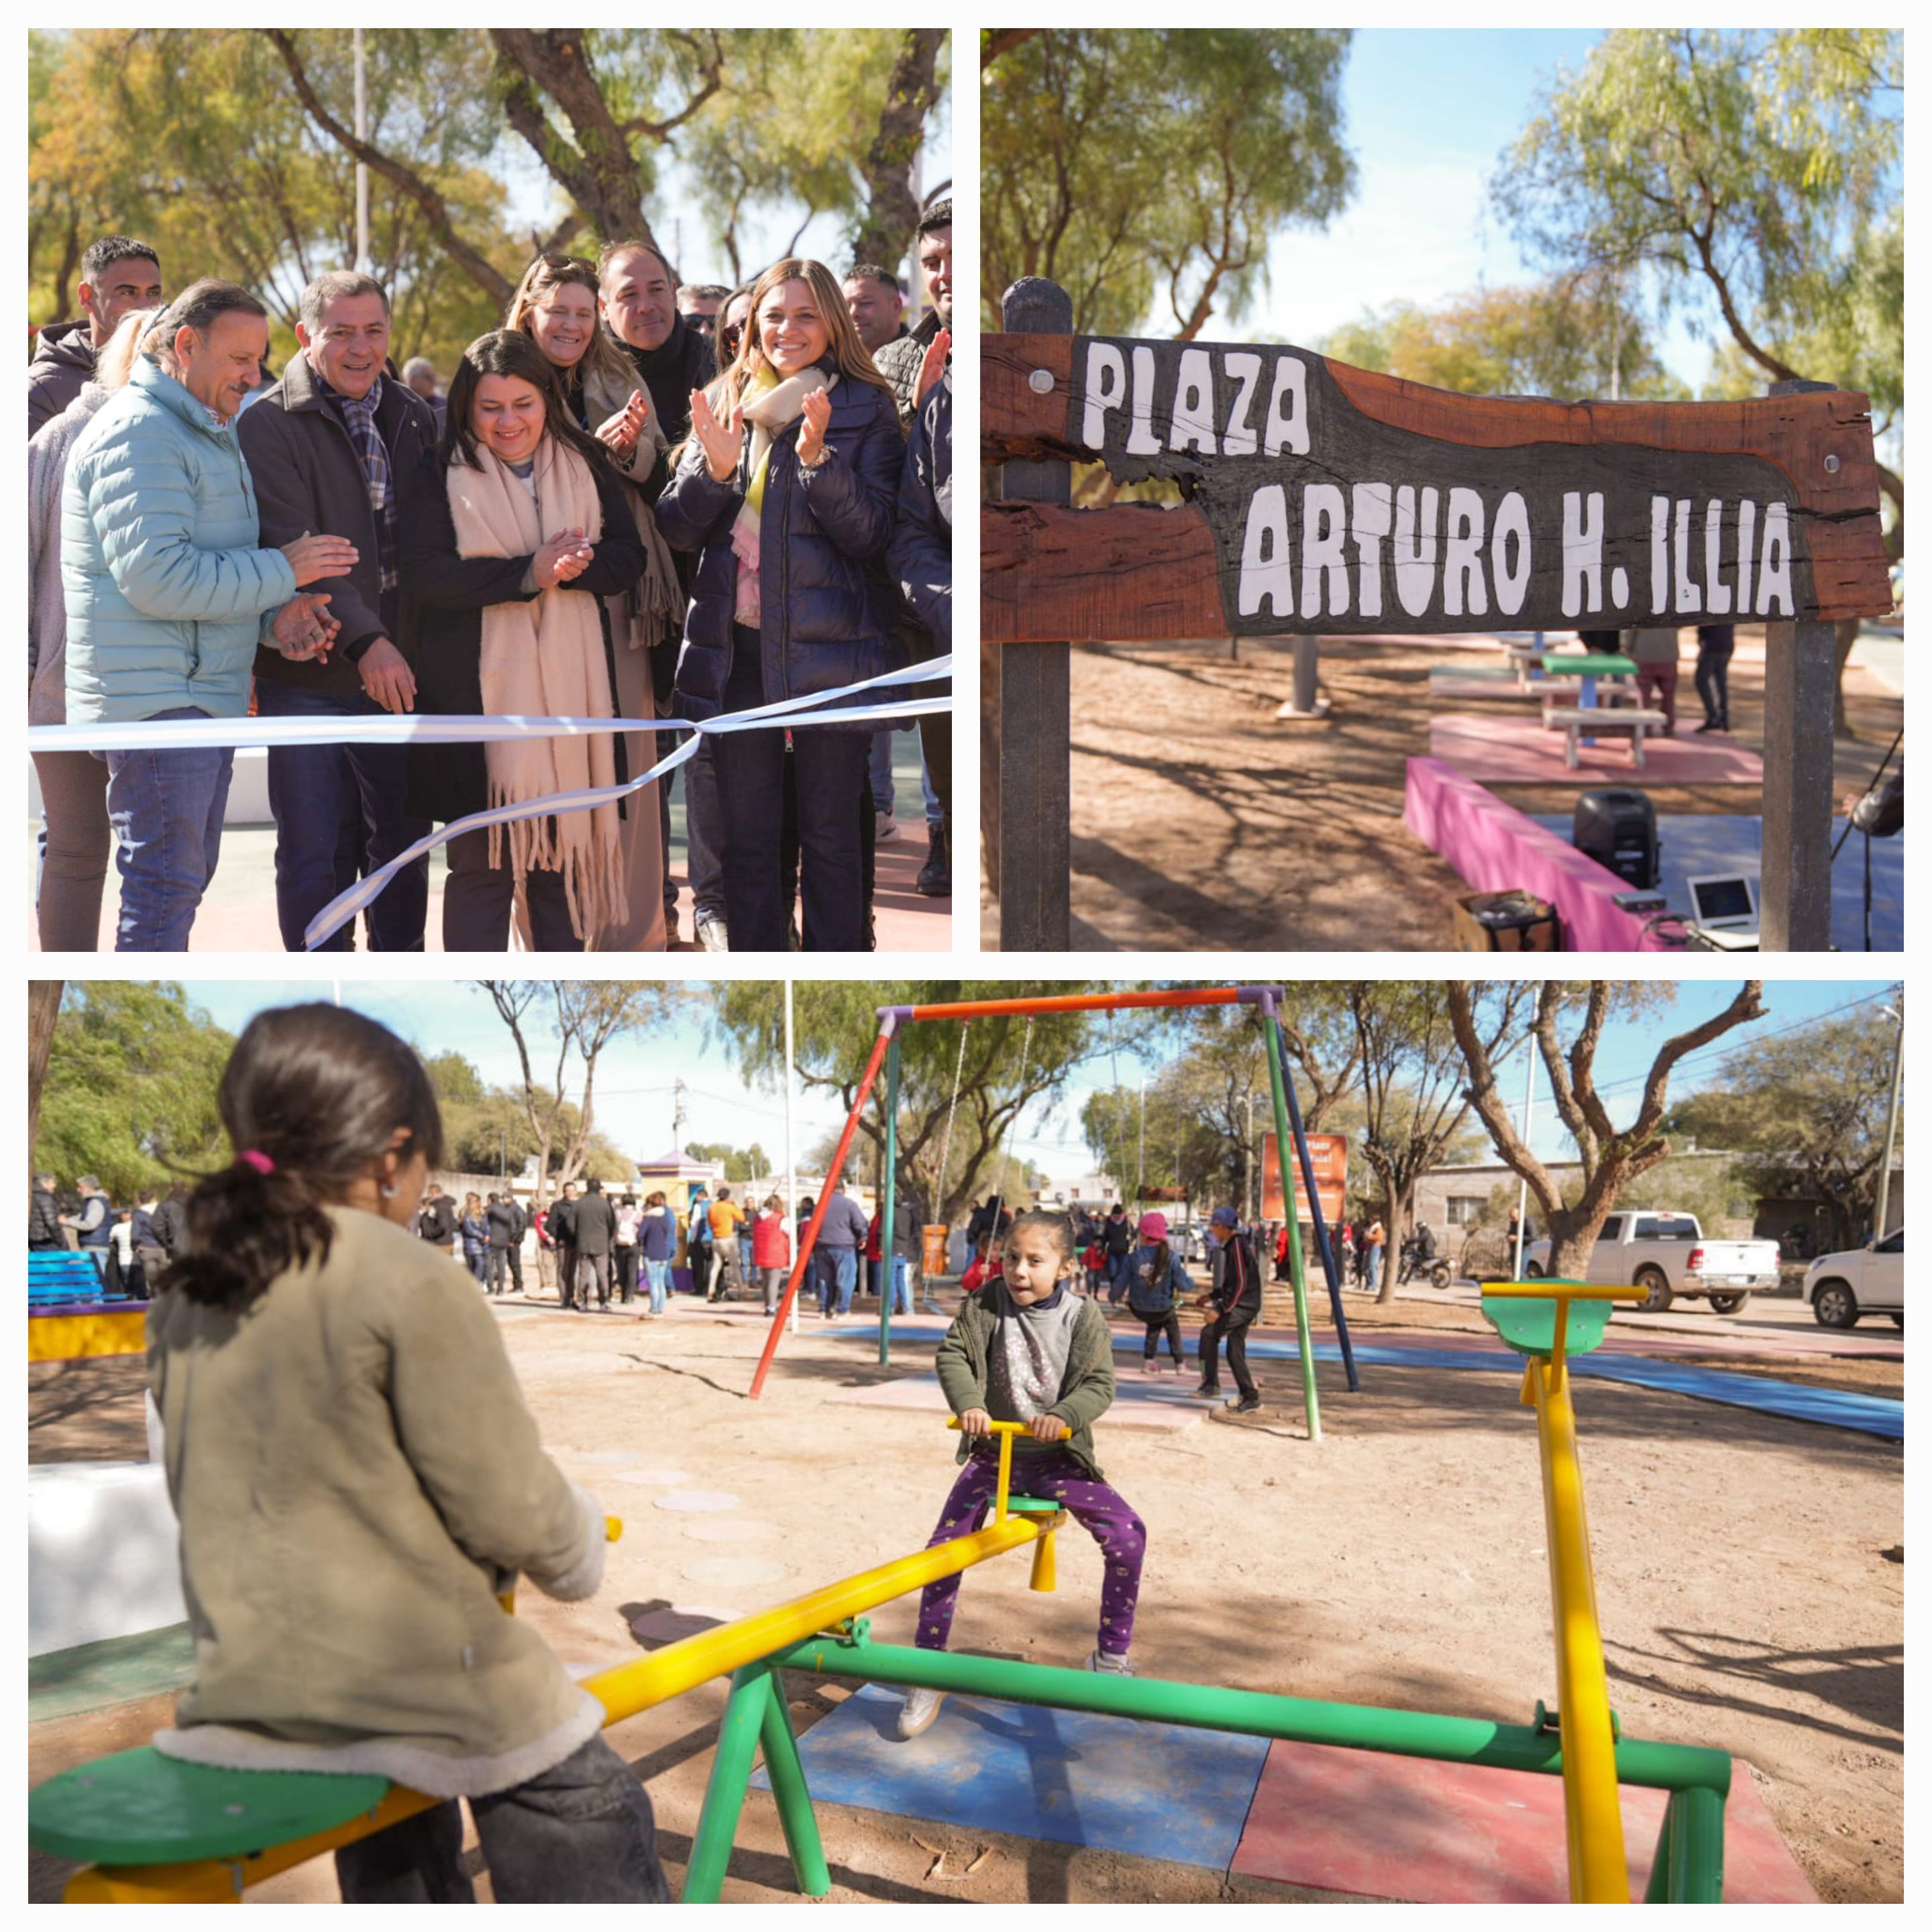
xmin=29 ymin=1745 xmax=389 ymax=1867
xmin=1479 ymin=1284 xmax=1615 ymax=1360
xmin=1005 ymin=1495 xmax=1061 ymax=1515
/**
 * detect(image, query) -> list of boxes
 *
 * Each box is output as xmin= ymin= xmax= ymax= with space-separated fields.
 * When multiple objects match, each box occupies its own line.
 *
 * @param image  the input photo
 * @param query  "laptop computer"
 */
xmin=1686 ymin=872 xmax=1760 ymax=949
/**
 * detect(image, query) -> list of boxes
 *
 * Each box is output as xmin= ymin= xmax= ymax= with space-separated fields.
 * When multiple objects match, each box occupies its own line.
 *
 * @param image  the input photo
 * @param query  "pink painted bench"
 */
xmin=1404 ymin=755 xmax=1666 ymax=953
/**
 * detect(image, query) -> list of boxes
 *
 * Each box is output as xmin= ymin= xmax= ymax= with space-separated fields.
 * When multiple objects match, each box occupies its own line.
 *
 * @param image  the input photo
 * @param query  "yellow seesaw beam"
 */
xmin=65 ymin=1511 xmax=1053 ymax=1902
xmin=1484 ymin=1281 xmax=1648 ymax=1905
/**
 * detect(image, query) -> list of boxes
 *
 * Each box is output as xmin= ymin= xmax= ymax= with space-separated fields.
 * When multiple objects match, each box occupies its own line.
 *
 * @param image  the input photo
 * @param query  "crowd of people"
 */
xmin=30 ymin=207 xmax=953 ymax=954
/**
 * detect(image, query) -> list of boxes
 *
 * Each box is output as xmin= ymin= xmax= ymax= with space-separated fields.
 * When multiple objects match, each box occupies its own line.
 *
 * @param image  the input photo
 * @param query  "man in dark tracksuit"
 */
xmin=548 ymin=1184 xmax=581 ymax=1309
xmin=500 ymin=1192 xmax=527 ymax=1296
xmin=484 ymin=1193 xmax=515 ymax=1296
xmin=1193 ymin=1206 xmax=1263 ymax=1412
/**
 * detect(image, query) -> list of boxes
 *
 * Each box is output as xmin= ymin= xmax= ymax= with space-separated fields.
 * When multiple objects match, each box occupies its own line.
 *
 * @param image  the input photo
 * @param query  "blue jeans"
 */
xmin=922 ymin=757 xmax=943 ymax=829
xmin=334 ymin=1733 xmax=668 ymax=1904
xmin=868 ymin=730 xmax=896 ymax=815
xmin=1365 ymin=1244 xmax=1382 ymax=1293
xmin=887 ymin=1256 xmax=912 ymax=1316
xmin=821 ymin=1246 xmax=859 ymax=1316
xmin=643 ymin=1257 xmax=669 ymax=1313
xmin=255 ymin=680 xmax=429 ymax=952
xmin=102 ymin=706 xmax=233 ymax=952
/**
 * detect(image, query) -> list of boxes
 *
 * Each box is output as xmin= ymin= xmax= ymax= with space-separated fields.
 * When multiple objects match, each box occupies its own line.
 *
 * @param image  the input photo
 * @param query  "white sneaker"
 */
xmin=897 ymin=1686 xmax=945 ymax=1738
xmin=875 ymin=810 xmax=902 ymax=841
xmin=1087 ymin=1648 xmax=1134 ymax=1675
xmin=696 ymin=915 xmax=729 ymax=953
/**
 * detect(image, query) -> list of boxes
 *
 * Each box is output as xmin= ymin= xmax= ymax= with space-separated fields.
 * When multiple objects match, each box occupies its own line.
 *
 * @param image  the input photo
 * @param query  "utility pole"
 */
xmin=1874 ymin=998 xmax=1903 ymax=1241
xmin=353 ymin=29 xmax=371 ymax=274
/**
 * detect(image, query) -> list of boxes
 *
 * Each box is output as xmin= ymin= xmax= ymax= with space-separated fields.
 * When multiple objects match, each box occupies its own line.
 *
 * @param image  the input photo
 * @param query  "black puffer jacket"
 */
xmin=656 ymin=370 xmax=905 ymax=729
xmin=885 ymin=368 xmax=951 ymax=645
xmin=395 ymin=442 xmax=645 ymax=824
xmin=29 ymin=1185 xmax=64 ymax=1248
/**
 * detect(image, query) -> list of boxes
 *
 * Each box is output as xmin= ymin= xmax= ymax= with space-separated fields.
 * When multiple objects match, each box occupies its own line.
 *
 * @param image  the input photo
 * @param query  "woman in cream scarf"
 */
xmin=398 ymin=331 xmax=647 ymax=951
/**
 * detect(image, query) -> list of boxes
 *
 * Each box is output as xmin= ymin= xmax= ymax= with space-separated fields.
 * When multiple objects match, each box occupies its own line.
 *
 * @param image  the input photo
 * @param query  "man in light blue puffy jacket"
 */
xmin=62 ymin=278 xmax=354 ymax=951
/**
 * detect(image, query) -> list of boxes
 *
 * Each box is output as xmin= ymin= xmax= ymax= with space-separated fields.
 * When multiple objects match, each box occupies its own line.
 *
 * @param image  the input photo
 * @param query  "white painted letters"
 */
xmin=1262 ymin=355 xmax=1309 ymax=458
xmin=1350 ymin=482 xmax=1392 ymax=619
xmin=1393 ymin=485 xmax=1440 ymax=618
xmin=1703 ymin=500 xmax=1731 ymax=615
xmin=1221 ymin=352 xmax=1263 ymax=457
xmin=1758 ymin=502 xmax=1794 ymax=616
xmin=1081 ymin=343 xmax=1126 ymax=450
xmin=1300 ymin=484 xmax=1348 ymax=619
xmin=1444 ymin=488 xmax=1487 ymax=617
xmin=1127 ymin=347 xmax=1161 ymax=456
xmin=1491 ymin=492 xmax=1532 ymax=616
xmin=1561 ymin=491 xmax=1603 ymax=617
xmin=1169 ymin=349 xmax=1218 ymax=455
xmin=1238 ymin=484 xmax=1295 ymax=618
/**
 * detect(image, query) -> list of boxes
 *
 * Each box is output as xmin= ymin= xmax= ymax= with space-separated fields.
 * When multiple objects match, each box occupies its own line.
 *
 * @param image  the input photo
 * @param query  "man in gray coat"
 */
xmin=238 ymin=272 xmax=437 ymax=951
xmin=814 ymin=1179 xmax=872 ymax=1318
xmin=572 ymin=1180 xmax=619 ymax=1311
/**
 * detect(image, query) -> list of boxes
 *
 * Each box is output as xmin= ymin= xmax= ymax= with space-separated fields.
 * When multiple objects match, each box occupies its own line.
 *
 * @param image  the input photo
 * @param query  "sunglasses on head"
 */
xmin=720 ymin=322 xmax=744 ymax=356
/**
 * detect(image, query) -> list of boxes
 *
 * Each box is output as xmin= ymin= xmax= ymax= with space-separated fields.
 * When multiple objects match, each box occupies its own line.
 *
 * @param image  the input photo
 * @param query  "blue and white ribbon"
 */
xmin=28 ymin=657 xmax=950 ymax=952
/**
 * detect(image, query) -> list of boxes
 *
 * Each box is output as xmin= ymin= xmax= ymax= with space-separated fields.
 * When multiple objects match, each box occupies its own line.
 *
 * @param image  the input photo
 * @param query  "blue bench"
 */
xmin=28 ymin=1250 xmax=144 ymax=1308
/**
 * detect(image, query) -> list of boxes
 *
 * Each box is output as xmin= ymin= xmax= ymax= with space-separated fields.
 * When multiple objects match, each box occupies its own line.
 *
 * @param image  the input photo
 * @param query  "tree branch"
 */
xmin=262 ymin=28 xmax=513 ymax=307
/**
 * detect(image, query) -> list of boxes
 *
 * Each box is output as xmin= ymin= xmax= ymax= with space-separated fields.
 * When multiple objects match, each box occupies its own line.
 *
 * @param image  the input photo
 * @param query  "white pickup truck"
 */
xmin=1522 ymin=1210 xmax=1781 ymax=1313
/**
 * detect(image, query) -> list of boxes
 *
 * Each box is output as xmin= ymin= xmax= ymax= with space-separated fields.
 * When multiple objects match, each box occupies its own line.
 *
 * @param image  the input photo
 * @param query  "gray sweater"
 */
xmin=28 ymin=382 xmax=111 ymax=725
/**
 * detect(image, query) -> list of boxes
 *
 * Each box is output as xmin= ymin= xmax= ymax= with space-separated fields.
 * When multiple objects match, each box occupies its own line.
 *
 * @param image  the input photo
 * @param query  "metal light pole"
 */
xmin=353 ymin=29 xmax=371 ymax=274
xmin=1874 ymin=1000 xmax=1903 ymax=1241
xmin=1513 ymin=1044 xmax=1536 ymax=1279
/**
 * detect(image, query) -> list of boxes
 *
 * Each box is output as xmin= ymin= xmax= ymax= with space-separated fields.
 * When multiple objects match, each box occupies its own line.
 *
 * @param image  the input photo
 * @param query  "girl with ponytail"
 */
xmin=148 ymin=1004 xmax=668 ymax=1903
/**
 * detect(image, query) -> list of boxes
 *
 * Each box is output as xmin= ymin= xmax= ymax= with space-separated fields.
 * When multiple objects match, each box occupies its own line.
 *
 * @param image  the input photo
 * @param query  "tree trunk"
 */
xmin=1376 ymin=1181 xmax=1413 ymax=1303
xmin=851 ymin=29 xmax=946 ymax=270
xmin=29 ymin=981 xmax=63 ymax=1177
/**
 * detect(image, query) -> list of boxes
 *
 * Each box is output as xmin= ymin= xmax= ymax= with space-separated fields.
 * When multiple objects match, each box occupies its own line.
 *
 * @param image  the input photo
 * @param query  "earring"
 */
xmin=380 ymin=1180 xmax=399 ymax=1199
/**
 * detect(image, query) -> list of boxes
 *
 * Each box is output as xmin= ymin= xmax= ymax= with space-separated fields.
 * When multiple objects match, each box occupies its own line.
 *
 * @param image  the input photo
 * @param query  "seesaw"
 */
xmin=28 ymin=1287 xmax=1729 ymax=1903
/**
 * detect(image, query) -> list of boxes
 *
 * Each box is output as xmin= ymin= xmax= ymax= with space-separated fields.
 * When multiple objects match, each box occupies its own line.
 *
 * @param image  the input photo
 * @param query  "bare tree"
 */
xmin=1446 ymin=979 xmax=1766 ymax=1278
xmin=1352 ymin=981 xmax=1533 ymax=1300
xmin=475 ymin=981 xmax=674 ymax=1207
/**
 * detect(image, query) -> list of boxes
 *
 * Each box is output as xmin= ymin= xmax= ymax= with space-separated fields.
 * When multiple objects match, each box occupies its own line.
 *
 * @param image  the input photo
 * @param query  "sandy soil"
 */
xmin=29 ymin=1293 xmax=1902 ymax=1904
xmin=981 ymin=629 xmax=1904 ymax=952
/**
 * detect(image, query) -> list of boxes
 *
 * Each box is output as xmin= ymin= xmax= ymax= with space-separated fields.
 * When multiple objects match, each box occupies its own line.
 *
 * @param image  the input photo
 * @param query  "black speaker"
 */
xmin=1574 ymin=788 xmax=1658 ymax=889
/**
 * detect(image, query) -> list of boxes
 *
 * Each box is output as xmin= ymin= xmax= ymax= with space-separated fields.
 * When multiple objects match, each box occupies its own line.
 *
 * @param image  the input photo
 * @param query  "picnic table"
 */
xmin=1538 ymin=705 xmax=1670 ymax=769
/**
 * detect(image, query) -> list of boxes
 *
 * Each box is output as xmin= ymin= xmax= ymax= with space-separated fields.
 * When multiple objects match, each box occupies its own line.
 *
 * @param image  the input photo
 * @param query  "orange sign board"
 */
xmin=1262 ymin=1132 xmax=1348 ymax=1224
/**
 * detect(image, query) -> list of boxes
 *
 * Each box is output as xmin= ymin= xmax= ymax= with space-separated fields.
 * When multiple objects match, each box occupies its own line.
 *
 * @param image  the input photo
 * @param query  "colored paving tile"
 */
xmin=757 ymin=1684 xmax=1271 ymax=1870
xmin=29 ymin=1622 xmax=195 ymax=1723
xmin=1430 ymin=713 xmax=1763 ymax=785
xmin=653 ymin=1491 xmax=743 ymax=1513
xmin=1231 ymin=1740 xmax=1816 ymax=1903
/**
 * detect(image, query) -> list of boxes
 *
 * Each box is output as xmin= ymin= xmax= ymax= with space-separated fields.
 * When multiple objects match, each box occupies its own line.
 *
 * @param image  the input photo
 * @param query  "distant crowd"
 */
xmin=30 ymin=206 xmax=953 ymax=954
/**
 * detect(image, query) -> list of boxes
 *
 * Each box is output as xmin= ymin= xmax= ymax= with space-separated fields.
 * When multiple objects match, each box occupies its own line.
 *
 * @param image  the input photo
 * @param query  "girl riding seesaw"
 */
xmin=144 ymin=1004 xmax=667 ymax=1902
xmin=898 ymin=1209 xmax=1147 ymax=1739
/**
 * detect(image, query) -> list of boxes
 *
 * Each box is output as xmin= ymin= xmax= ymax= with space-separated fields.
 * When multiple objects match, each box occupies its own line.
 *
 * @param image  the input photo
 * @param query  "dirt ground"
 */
xmin=981 ymin=629 xmax=1904 ymax=951
xmin=29 ymin=1293 xmax=1902 ymax=1904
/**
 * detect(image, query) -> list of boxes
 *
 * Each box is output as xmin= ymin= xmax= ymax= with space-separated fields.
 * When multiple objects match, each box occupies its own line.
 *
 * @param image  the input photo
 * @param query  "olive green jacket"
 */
xmin=934 ymin=1287 xmax=1116 ymax=1481
xmin=146 ymin=1208 xmax=608 ymax=1798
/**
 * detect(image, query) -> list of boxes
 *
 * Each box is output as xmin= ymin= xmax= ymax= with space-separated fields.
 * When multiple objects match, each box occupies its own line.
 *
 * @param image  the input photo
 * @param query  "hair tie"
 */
xmin=237 ymin=1150 xmax=276 ymax=1176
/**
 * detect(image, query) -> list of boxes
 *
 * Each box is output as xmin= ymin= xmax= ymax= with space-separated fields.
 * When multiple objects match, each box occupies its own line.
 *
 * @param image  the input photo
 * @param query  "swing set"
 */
xmin=746 ymin=985 xmax=1362 ymax=1436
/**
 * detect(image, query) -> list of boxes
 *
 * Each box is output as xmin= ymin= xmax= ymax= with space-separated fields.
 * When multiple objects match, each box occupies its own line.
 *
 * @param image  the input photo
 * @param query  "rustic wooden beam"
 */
xmin=982 ymin=331 xmax=1890 ymax=640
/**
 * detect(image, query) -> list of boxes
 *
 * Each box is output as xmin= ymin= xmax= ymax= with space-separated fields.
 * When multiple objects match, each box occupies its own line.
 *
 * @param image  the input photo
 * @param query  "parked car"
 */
xmin=1806 ymin=1228 xmax=1904 ymax=1330
xmin=1521 ymin=1210 xmax=1780 ymax=1313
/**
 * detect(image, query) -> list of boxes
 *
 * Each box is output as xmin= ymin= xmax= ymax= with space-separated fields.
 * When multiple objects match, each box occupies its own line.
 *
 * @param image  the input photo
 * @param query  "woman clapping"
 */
xmin=656 ymin=258 xmax=904 ymax=953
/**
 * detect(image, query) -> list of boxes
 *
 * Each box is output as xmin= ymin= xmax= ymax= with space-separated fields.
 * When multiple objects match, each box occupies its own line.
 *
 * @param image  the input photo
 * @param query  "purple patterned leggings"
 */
xmin=914 ymin=1446 xmax=1146 ymax=1657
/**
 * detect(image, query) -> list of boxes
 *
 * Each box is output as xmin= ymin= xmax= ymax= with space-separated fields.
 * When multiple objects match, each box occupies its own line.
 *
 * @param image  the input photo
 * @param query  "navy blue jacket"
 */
xmin=885 ymin=368 xmax=950 ymax=645
xmin=655 ymin=369 xmax=906 ymax=730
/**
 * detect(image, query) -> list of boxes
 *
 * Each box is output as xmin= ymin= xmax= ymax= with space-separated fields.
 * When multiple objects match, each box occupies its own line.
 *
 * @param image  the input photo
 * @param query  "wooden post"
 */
xmin=994 ymin=277 xmax=1073 ymax=951
xmin=1759 ymin=378 xmax=1839 ymax=952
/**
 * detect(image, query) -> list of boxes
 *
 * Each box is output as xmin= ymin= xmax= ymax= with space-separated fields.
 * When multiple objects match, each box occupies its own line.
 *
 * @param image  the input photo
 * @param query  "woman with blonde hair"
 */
xmin=506 ymin=254 xmax=678 ymax=950
xmin=397 ymin=329 xmax=645 ymax=951
xmin=656 ymin=256 xmax=904 ymax=953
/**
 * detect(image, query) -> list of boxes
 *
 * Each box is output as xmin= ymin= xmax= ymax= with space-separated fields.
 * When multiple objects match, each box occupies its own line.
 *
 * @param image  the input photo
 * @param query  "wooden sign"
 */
xmin=983 ymin=331 xmax=1891 ymax=643
xmin=1262 ymin=1131 xmax=1348 ymax=1226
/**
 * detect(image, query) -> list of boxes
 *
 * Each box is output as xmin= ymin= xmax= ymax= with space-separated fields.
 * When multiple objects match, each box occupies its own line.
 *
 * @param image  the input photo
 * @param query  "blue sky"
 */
xmin=173 ymin=979 xmax=1895 ymax=1188
xmin=1191 ymin=28 xmax=1711 ymax=391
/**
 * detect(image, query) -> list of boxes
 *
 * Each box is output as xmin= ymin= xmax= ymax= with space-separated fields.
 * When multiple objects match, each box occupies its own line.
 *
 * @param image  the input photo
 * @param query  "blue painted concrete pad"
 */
xmin=754 ymin=1682 xmax=1270 ymax=1869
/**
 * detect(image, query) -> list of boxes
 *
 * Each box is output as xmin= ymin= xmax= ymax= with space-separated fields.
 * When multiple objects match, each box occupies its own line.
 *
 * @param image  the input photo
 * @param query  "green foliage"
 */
xmin=686 ymin=1141 xmax=772 ymax=1183
xmin=713 ymin=982 xmax=1108 ymax=1224
xmin=1320 ymin=274 xmax=1689 ymax=402
xmin=29 ymin=28 xmax=525 ymax=370
xmin=982 ymin=28 xmax=1355 ymax=337
xmin=1666 ymin=1002 xmax=1902 ymax=1248
xmin=1492 ymin=30 xmax=1902 ymax=439
xmin=35 ymin=983 xmax=233 ymax=1201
